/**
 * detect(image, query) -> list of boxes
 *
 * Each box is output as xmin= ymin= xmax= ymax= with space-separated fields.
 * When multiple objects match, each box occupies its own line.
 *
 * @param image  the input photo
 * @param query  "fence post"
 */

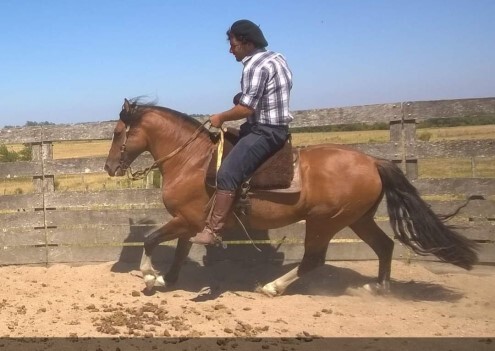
xmin=389 ymin=103 xmax=418 ymax=179
xmin=146 ymin=171 xmax=154 ymax=189
xmin=31 ymin=142 xmax=43 ymax=193
xmin=388 ymin=103 xmax=404 ymax=171
xmin=30 ymin=128 xmax=55 ymax=265
xmin=471 ymin=157 xmax=477 ymax=178
xmin=402 ymin=102 xmax=418 ymax=180
xmin=32 ymin=142 xmax=54 ymax=192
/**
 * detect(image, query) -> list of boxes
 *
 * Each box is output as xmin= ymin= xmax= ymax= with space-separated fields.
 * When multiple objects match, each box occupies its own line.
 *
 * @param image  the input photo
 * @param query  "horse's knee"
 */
xmin=299 ymin=254 xmax=325 ymax=274
xmin=144 ymin=232 xmax=160 ymax=255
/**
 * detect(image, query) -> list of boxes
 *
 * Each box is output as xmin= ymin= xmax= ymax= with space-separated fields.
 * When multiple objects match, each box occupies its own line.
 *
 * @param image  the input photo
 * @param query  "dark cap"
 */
xmin=229 ymin=19 xmax=268 ymax=48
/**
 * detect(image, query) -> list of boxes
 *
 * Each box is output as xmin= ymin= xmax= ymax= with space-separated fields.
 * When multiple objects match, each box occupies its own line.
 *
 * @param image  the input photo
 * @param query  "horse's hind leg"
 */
xmin=350 ymin=215 xmax=394 ymax=294
xmin=261 ymin=218 xmax=335 ymax=297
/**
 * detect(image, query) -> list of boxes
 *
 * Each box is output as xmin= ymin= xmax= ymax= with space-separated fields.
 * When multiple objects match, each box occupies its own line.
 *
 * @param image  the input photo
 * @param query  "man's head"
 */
xmin=227 ymin=19 xmax=268 ymax=61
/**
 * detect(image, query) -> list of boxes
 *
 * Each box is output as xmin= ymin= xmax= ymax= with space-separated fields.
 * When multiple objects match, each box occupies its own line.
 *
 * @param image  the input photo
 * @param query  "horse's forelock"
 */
xmin=119 ymin=109 xmax=133 ymax=124
xmin=119 ymin=99 xmax=142 ymax=124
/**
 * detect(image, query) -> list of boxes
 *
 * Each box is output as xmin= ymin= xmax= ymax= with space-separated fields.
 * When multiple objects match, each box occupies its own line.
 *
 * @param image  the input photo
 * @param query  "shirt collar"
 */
xmin=242 ymin=48 xmax=267 ymax=65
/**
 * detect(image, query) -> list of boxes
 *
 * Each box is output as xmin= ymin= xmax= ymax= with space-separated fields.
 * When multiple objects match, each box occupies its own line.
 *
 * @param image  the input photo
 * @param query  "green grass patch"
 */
xmin=417 ymin=114 xmax=495 ymax=128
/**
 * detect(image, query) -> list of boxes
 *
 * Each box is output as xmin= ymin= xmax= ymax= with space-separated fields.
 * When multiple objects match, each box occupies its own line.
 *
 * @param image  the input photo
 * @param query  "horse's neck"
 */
xmin=146 ymin=118 xmax=213 ymax=174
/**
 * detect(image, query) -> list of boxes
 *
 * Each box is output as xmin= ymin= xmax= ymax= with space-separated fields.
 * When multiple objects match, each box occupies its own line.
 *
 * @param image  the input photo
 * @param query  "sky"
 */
xmin=0 ymin=0 xmax=494 ymax=127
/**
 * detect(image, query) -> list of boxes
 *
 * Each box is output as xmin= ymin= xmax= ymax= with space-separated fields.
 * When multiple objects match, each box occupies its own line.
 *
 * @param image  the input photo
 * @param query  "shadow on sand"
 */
xmin=109 ymin=218 xmax=463 ymax=303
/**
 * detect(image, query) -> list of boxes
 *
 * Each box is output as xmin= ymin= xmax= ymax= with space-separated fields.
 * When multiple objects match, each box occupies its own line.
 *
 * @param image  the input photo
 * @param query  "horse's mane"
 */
xmin=121 ymin=97 xmax=205 ymax=131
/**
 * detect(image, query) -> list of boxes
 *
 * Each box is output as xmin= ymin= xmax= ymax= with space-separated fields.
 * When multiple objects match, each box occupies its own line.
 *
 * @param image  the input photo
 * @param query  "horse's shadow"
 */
xmin=110 ymin=219 xmax=463 ymax=303
xmin=151 ymin=260 xmax=464 ymax=303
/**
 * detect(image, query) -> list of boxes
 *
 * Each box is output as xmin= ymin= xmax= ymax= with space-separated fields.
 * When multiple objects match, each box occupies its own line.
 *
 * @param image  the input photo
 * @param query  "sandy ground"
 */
xmin=0 ymin=259 xmax=493 ymax=350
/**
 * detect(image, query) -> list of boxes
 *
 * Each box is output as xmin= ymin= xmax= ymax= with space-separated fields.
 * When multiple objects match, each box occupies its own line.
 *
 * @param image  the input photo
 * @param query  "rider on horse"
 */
xmin=189 ymin=19 xmax=294 ymax=245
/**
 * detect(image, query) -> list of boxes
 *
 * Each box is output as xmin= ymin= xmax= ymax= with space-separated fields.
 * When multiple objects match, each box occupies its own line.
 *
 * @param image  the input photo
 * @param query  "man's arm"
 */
xmin=210 ymin=103 xmax=253 ymax=128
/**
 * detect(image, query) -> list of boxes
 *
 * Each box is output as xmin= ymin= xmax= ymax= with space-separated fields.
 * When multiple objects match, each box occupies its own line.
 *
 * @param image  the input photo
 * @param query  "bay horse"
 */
xmin=104 ymin=98 xmax=478 ymax=296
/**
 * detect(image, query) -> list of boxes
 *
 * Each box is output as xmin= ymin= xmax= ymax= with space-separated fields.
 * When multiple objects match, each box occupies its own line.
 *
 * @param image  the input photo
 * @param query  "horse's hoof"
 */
xmin=144 ymin=274 xmax=157 ymax=291
xmin=154 ymin=275 xmax=166 ymax=287
xmin=363 ymin=282 xmax=390 ymax=295
xmin=259 ymin=282 xmax=279 ymax=297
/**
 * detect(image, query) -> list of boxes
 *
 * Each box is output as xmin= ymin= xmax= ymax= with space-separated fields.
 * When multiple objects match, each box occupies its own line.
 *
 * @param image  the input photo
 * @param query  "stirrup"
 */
xmin=207 ymin=232 xmax=223 ymax=246
xmin=211 ymin=233 xmax=223 ymax=246
xmin=189 ymin=230 xmax=223 ymax=246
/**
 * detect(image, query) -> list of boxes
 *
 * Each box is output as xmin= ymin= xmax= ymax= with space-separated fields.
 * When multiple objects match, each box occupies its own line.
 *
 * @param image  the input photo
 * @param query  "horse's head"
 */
xmin=104 ymin=98 xmax=148 ymax=176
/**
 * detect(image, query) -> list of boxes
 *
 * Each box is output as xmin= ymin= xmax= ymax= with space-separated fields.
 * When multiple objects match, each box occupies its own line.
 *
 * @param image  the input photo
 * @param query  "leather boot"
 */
xmin=189 ymin=190 xmax=236 ymax=245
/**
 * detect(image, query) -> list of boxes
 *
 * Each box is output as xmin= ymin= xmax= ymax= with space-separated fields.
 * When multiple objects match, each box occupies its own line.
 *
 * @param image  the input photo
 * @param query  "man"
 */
xmin=190 ymin=19 xmax=293 ymax=245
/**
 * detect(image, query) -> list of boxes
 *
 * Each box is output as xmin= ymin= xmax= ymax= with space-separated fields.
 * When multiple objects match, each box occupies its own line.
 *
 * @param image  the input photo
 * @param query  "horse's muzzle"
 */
xmin=104 ymin=163 xmax=125 ymax=177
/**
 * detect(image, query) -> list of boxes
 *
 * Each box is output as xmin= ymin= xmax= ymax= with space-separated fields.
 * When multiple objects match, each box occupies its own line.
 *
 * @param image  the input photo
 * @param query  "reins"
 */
xmin=125 ymin=119 xmax=211 ymax=181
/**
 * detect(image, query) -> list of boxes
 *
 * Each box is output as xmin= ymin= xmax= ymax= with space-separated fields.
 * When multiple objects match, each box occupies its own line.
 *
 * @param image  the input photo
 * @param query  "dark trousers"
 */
xmin=217 ymin=122 xmax=289 ymax=191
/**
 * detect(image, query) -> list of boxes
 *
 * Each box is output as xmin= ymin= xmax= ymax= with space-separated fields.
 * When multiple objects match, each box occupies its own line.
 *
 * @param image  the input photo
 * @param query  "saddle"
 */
xmin=206 ymin=127 xmax=301 ymax=194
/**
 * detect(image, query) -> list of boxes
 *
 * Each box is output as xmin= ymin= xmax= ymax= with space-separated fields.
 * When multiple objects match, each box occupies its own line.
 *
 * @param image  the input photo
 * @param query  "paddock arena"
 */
xmin=0 ymin=259 xmax=493 ymax=350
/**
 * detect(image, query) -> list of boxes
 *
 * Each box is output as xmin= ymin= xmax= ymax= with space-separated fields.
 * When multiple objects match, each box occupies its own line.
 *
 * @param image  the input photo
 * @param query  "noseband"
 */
xmin=119 ymin=124 xmax=132 ymax=173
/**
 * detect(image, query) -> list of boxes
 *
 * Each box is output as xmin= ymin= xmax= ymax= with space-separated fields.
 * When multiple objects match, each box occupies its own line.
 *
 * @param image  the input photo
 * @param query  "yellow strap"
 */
xmin=215 ymin=127 xmax=225 ymax=188
xmin=216 ymin=127 xmax=225 ymax=172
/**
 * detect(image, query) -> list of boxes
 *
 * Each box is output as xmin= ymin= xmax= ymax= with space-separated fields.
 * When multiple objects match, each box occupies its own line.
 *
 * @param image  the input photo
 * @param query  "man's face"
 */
xmin=229 ymin=37 xmax=249 ymax=62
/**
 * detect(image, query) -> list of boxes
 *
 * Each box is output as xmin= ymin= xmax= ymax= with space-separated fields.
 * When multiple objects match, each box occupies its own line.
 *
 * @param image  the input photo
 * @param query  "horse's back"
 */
xmin=298 ymin=143 xmax=382 ymax=212
xmin=299 ymin=143 xmax=379 ymax=172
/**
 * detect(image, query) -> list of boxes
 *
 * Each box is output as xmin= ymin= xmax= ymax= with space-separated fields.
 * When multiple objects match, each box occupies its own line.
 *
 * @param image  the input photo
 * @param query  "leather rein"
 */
xmin=120 ymin=119 xmax=212 ymax=181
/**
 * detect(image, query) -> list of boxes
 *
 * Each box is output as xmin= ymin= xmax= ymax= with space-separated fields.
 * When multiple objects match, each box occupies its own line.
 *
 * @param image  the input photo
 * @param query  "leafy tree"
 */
xmin=0 ymin=145 xmax=19 ymax=162
xmin=25 ymin=121 xmax=55 ymax=126
xmin=18 ymin=145 xmax=32 ymax=161
xmin=0 ymin=144 xmax=32 ymax=162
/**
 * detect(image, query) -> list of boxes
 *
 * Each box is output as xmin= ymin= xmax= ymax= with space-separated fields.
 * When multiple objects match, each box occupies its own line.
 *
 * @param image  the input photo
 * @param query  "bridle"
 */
xmin=119 ymin=119 xmax=211 ymax=180
xmin=118 ymin=124 xmax=132 ymax=173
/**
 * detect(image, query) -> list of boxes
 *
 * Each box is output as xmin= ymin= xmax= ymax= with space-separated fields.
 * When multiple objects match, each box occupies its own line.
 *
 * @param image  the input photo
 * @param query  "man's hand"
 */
xmin=209 ymin=114 xmax=223 ymax=128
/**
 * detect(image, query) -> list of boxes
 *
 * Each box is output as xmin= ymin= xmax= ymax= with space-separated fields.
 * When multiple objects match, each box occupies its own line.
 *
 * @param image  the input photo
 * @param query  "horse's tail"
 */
xmin=375 ymin=159 xmax=479 ymax=270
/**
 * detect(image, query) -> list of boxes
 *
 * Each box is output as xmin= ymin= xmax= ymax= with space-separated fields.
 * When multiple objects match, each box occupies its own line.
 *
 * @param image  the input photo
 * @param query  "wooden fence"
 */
xmin=0 ymin=97 xmax=494 ymax=266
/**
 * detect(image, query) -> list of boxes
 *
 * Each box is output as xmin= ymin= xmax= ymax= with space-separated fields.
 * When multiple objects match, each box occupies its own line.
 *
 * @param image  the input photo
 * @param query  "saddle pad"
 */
xmin=206 ymin=128 xmax=295 ymax=190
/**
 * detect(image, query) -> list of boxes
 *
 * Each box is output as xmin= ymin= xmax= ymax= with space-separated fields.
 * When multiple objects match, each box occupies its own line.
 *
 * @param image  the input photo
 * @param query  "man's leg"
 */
xmin=190 ymin=125 xmax=287 ymax=245
xmin=189 ymin=189 xmax=236 ymax=245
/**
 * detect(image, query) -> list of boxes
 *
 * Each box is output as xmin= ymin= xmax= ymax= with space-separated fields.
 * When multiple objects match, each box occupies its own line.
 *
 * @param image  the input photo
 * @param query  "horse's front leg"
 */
xmin=140 ymin=217 xmax=190 ymax=290
xmin=164 ymin=237 xmax=193 ymax=285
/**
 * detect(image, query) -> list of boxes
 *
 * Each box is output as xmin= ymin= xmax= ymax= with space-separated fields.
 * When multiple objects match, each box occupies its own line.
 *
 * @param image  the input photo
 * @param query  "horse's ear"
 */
xmin=123 ymin=98 xmax=131 ymax=113
xmin=120 ymin=98 xmax=133 ymax=124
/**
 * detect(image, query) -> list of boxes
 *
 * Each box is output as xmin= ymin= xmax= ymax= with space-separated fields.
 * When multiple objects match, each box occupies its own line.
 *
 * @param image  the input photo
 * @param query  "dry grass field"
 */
xmin=1 ymin=125 xmax=494 ymax=195
xmin=291 ymin=124 xmax=495 ymax=145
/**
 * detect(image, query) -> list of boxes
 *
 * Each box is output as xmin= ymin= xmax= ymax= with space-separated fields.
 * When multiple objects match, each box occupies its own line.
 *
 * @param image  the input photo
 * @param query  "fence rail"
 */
xmin=1 ymin=97 xmax=494 ymax=266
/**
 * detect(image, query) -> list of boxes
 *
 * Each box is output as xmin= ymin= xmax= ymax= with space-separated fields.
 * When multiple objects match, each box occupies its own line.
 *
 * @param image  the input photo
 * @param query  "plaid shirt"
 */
xmin=239 ymin=50 xmax=293 ymax=126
